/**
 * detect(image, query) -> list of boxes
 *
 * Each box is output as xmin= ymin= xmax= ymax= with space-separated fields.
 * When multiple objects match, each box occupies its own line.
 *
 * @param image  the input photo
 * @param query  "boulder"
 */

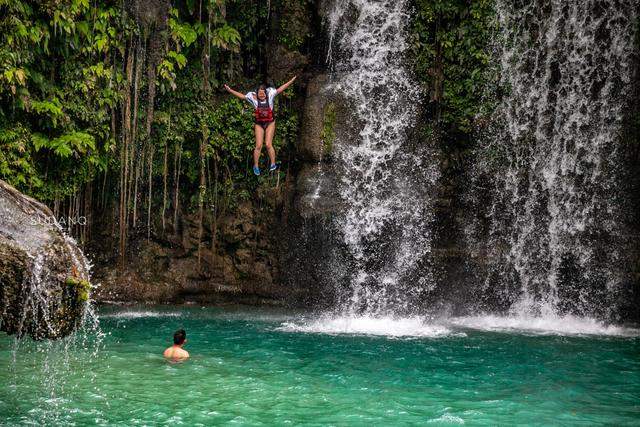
xmin=299 ymin=74 xmax=331 ymax=162
xmin=267 ymin=44 xmax=308 ymax=84
xmin=0 ymin=180 xmax=91 ymax=339
xmin=293 ymin=73 xmax=352 ymax=220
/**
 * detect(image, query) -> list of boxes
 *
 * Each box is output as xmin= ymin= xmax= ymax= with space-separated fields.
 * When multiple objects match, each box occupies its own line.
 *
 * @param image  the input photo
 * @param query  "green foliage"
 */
xmin=409 ymin=0 xmax=497 ymax=141
xmin=0 ymin=124 xmax=42 ymax=189
xmin=212 ymin=25 xmax=241 ymax=51
xmin=65 ymin=277 xmax=91 ymax=303
xmin=321 ymin=102 xmax=336 ymax=154
xmin=208 ymin=98 xmax=254 ymax=161
xmin=0 ymin=0 xmax=308 ymax=253
xmin=275 ymin=0 xmax=312 ymax=51
xmin=169 ymin=8 xmax=198 ymax=47
xmin=32 ymin=131 xmax=96 ymax=158
xmin=0 ymin=0 xmax=254 ymax=204
xmin=0 ymin=0 xmax=125 ymax=199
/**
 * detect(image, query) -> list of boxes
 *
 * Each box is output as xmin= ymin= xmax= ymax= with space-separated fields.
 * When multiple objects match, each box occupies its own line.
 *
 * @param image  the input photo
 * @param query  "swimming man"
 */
xmin=163 ymin=329 xmax=190 ymax=361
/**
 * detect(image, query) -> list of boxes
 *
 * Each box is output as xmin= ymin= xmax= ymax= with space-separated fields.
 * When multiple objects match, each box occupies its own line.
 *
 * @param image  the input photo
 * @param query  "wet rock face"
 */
xmin=0 ymin=180 xmax=90 ymax=340
xmin=298 ymin=74 xmax=330 ymax=163
xmin=267 ymin=44 xmax=308 ymax=84
xmin=92 ymin=196 xmax=288 ymax=306
xmin=278 ymin=72 xmax=354 ymax=307
xmin=294 ymin=73 xmax=356 ymax=220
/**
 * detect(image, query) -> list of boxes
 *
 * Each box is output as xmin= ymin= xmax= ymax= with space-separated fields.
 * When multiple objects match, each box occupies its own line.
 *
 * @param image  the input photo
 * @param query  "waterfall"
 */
xmin=4 ymin=215 xmax=104 ymax=423
xmin=325 ymin=0 xmax=439 ymax=316
xmin=471 ymin=0 xmax=638 ymax=320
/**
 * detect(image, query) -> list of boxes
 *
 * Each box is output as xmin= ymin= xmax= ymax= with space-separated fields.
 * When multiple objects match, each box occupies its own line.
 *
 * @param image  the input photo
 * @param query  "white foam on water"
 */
xmin=427 ymin=414 xmax=465 ymax=425
xmin=102 ymin=311 xmax=182 ymax=319
xmin=277 ymin=313 xmax=639 ymax=338
xmin=448 ymin=314 xmax=640 ymax=337
xmin=278 ymin=315 xmax=458 ymax=338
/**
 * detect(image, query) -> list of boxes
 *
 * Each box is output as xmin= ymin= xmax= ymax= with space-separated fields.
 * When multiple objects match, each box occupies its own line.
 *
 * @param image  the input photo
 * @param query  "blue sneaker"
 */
xmin=269 ymin=163 xmax=278 ymax=172
xmin=253 ymin=166 xmax=260 ymax=176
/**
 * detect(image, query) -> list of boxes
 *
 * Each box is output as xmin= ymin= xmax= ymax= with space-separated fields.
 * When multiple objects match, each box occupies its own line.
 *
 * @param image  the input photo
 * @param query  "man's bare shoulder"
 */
xmin=163 ymin=346 xmax=189 ymax=360
xmin=175 ymin=347 xmax=189 ymax=357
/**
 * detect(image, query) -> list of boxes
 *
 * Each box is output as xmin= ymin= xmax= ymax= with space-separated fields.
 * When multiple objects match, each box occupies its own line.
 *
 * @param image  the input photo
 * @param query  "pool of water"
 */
xmin=1 ymin=305 xmax=639 ymax=425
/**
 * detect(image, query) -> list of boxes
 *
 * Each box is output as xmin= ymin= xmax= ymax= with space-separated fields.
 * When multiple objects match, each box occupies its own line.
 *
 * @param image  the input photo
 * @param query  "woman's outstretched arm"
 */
xmin=276 ymin=75 xmax=297 ymax=95
xmin=224 ymin=84 xmax=246 ymax=100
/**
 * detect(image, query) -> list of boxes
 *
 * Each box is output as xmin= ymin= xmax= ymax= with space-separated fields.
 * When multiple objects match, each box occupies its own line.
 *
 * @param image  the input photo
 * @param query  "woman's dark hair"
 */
xmin=173 ymin=329 xmax=186 ymax=345
xmin=256 ymin=84 xmax=268 ymax=94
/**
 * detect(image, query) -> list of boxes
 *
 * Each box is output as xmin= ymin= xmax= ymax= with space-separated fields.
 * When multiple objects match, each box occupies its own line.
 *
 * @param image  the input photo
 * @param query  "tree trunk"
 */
xmin=196 ymin=4 xmax=211 ymax=271
xmin=173 ymin=142 xmax=182 ymax=234
xmin=131 ymin=43 xmax=144 ymax=229
xmin=197 ymin=125 xmax=207 ymax=271
xmin=210 ymin=154 xmax=219 ymax=266
xmin=147 ymin=145 xmax=154 ymax=240
xmin=119 ymin=41 xmax=135 ymax=267
xmin=162 ymin=136 xmax=169 ymax=233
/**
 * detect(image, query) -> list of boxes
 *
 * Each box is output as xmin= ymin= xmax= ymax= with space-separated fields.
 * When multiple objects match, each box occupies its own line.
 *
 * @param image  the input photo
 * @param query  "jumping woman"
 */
xmin=224 ymin=76 xmax=297 ymax=175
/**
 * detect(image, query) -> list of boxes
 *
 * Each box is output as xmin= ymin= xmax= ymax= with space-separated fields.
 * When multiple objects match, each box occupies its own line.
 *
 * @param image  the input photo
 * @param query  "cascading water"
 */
xmin=0 ymin=179 xmax=104 ymax=422
xmin=325 ymin=0 xmax=439 ymax=316
xmin=470 ymin=0 xmax=639 ymax=321
xmin=8 ymin=230 xmax=104 ymax=424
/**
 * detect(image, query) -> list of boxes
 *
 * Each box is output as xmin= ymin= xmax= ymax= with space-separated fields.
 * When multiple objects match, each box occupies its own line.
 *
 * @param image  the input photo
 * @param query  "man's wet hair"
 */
xmin=173 ymin=329 xmax=186 ymax=345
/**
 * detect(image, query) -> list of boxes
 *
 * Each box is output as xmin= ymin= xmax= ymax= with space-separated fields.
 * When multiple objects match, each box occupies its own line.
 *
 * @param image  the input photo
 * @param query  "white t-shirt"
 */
xmin=245 ymin=87 xmax=277 ymax=109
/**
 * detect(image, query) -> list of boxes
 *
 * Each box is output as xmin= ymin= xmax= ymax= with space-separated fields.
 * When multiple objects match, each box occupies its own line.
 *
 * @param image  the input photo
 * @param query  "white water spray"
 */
xmin=325 ymin=0 xmax=439 ymax=315
xmin=474 ymin=0 xmax=638 ymax=320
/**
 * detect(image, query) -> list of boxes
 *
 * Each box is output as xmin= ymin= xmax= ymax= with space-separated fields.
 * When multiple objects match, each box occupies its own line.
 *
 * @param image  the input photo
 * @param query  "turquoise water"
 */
xmin=1 ymin=306 xmax=639 ymax=426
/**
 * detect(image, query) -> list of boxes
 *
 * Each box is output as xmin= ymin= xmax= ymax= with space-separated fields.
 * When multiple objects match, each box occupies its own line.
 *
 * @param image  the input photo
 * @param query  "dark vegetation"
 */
xmin=409 ymin=0 xmax=496 ymax=145
xmin=0 ymin=0 xmax=312 ymax=271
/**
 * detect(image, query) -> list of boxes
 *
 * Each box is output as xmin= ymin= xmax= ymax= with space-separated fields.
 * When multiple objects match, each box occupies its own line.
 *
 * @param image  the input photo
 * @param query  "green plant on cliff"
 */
xmin=273 ymin=0 xmax=313 ymax=51
xmin=409 ymin=0 xmax=497 ymax=144
xmin=321 ymin=102 xmax=336 ymax=155
xmin=66 ymin=277 xmax=91 ymax=303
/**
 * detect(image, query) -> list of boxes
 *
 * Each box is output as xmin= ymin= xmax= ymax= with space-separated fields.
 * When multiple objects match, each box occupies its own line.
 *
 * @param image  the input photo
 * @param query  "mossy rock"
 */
xmin=0 ymin=180 xmax=91 ymax=340
xmin=299 ymin=74 xmax=330 ymax=162
xmin=0 ymin=238 xmax=90 ymax=340
xmin=66 ymin=277 xmax=91 ymax=304
xmin=321 ymin=102 xmax=337 ymax=155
